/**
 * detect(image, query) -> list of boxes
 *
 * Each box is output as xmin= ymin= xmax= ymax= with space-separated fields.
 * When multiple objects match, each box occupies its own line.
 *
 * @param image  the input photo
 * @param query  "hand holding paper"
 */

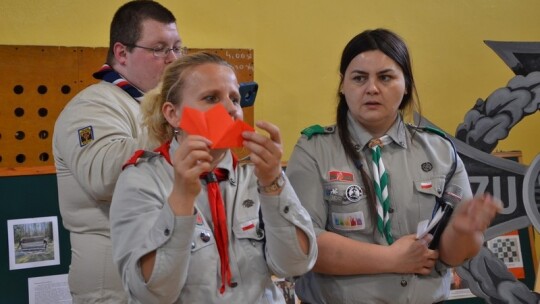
xmin=179 ymin=103 xmax=254 ymax=149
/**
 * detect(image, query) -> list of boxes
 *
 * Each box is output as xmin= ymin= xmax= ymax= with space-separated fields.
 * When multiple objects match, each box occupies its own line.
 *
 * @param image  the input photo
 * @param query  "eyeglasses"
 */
xmin=124 ymin=44 xmax=188 ymax=58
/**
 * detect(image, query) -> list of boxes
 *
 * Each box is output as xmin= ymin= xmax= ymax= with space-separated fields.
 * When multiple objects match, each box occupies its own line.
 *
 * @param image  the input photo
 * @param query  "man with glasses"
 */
xmin=52 ymin=1 xmax=184 ymax=302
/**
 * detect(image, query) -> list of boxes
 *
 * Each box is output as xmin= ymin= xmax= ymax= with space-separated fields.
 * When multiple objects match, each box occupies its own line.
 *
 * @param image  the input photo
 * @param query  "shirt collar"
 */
xmin=347 ymin=111 xmax=408 ymax=150
xmin=93 ymin=64 xmax=144 ymax=101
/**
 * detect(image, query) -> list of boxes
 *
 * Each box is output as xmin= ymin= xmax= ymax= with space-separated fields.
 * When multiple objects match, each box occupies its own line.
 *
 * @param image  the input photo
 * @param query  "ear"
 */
xmin=113 ymin=42 xmax=129 ymax=65
xmin=162 ymin=101 xmax=180 ymax=127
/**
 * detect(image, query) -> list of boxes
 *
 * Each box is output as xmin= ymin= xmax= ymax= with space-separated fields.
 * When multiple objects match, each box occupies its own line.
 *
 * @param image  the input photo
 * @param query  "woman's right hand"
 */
xmin=389 ymin=234 xmax=439 ymax=275
xmin=168 ymin=135 xmax=213 ymax=215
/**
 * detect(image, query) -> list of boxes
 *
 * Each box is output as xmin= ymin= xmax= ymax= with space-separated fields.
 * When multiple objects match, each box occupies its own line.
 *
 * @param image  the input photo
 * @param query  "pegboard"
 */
xmin=0 ymin=46 xmax=254 ymax=176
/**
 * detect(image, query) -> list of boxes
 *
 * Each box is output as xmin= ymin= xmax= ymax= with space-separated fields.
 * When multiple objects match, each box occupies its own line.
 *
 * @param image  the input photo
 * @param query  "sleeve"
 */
xmin=285 ymin=139 xmax=328 ymax=237
xmin=53 ymin=86 xmax=148 ymax=202
xmin=449 ymin=155 xmax=473 ymax=202
xmin=110 ymin=163 xmax=195 ymax=303
xmin=258 ymin=178 xmax=318 ymax=278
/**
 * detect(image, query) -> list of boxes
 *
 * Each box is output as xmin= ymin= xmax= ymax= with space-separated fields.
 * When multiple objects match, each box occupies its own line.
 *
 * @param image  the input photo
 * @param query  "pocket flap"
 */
xmin=232 ymin=219 xmax=264 ymax=240
xmin=414 ymin=176 xmax=445 ymax=198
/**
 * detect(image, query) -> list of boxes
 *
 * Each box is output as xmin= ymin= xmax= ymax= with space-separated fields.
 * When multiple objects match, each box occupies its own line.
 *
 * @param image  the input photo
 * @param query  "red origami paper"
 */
xmin=179 ymin=103 xmax=255 ymax=149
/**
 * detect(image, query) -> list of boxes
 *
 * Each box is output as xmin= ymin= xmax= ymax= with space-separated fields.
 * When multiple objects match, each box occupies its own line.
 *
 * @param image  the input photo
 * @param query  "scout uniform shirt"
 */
xmin=287 ymin=113 xmax=473 ymax=304
xmin=110 ymin=139 xmax=318 ymax=304
xmin=53 ymin=80 xmax=148 ymax=303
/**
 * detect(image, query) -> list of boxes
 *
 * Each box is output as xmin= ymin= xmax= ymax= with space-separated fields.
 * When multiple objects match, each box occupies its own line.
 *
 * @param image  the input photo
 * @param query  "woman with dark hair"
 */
xmin=286 ymin=29 xmax=501 ymax=303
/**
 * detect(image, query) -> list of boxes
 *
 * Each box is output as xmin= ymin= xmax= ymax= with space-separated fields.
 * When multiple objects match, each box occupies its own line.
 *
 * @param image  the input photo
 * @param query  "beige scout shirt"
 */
xmin=53 ymin=81 xmax=148 ymax=302
xmin=110 ymin=140 xmax=318 ymax=304
xmin=287 ymin=114 xmax=472 ymax=304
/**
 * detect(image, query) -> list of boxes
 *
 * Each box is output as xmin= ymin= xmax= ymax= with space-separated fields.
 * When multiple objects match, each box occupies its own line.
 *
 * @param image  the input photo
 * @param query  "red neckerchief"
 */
xmin=156 ymin=140 xmax=238 ymax=293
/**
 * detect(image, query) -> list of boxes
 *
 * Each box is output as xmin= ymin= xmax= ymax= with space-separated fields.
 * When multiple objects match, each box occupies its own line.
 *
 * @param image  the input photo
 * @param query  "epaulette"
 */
xmin=406 ymin=123 xmax=446 ymax=138
xmin=122 ymin=150 xmax=159 ymax=170
xmin=301 ymin=124 xmax=335 ymax=140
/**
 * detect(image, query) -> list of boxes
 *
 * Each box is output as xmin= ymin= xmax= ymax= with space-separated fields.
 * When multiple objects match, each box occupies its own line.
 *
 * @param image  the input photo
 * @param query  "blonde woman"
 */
xmin=110 ymin=52 xmax=317 ymax=303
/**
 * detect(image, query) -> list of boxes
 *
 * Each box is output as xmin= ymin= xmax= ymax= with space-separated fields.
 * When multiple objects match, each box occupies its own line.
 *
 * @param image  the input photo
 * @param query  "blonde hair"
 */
xmin=141 ymin=52 xmax=233 ymax=146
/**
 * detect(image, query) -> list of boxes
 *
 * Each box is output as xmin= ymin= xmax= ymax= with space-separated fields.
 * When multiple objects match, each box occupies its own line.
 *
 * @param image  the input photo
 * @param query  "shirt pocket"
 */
xmin=324 ymin=181 xmax=370 ymax=234
xmin=187 ymin=226 xmax=218 ymax=285
xmin=413 ymin=175 xmax=446 ymax=220
xmin=232 ymin=202 xmax=268 ymax=275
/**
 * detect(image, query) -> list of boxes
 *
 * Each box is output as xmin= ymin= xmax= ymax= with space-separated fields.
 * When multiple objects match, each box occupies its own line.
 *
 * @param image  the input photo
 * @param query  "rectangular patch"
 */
xmin=332 ymin=211 xmax=365 ymax=231
xmin=241 ymin=221 xmax=255 ymax=231
xmin=78 ymin=126 xmax=94 ymax=147
xmin=328 ymin=170 xmax=354 ymax=182
xmin=420 ymin=182 xmax=432 ymax=189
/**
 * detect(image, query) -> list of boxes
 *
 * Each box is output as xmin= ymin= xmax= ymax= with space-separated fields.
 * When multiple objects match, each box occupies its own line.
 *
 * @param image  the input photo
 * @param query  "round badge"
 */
xmin=421 ymin=162 xmax=433 ymax=172
xmin=345 ymin=185 xmax=363 ymax=202
xmin=242 ymin=199 xmax=255 ymax=208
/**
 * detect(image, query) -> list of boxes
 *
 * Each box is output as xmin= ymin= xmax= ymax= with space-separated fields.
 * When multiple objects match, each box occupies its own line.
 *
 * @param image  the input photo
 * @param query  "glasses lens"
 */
xmin=153 ymin=48 xmax=167 ymax=57
xmin=153 ymin=47 xmax=187 ymax=57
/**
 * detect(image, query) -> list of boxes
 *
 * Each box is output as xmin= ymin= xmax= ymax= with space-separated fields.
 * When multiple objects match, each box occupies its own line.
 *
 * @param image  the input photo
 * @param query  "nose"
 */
xmin=223 ymin=98 xmax=242 ymax=120
xmin=366 ymin=79 xmax=379 ymax=95
xmin=164 ymin=50 xmax=178 ymax=64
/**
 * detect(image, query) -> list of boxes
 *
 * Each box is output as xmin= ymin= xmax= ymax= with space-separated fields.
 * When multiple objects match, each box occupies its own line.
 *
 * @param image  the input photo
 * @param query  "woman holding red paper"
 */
xmin=110 ymin=52 xmax=317 ymax=303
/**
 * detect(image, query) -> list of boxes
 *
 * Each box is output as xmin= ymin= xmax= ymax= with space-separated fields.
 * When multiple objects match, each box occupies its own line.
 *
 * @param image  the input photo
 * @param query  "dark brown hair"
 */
xmin=336 ymin=28 xmax=420 ymax=234
xmin=106 ymin=0 xmax=176 ymax=65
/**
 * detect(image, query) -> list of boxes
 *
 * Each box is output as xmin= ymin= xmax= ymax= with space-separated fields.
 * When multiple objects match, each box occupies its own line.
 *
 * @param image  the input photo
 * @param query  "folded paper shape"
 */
xmin=179 ymin=103 xmax=254 ymax=149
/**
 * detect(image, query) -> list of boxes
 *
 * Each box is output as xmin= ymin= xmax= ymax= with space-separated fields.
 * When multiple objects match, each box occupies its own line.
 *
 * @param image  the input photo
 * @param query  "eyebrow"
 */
xmin=351 ymin=68 xmax=397 ymax=75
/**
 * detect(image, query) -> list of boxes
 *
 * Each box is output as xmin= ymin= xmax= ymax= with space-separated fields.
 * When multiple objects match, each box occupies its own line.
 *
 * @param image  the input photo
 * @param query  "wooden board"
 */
xmin=0 ymin=46 xmax=254 ymax=176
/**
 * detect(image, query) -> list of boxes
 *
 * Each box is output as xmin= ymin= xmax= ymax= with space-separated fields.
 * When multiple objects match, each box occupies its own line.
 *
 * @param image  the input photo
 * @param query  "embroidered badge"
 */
xmin=420 ymin=182 xmax=433 ymax=189
xmin=78 ymin=126 xmax=94 ymax=147
xmin=324 ymin=187 xmax=343 ymax=203
xmin=328 ymin=170 xmax=354 ymax=182
xmin=332 ymin=211 xmax=365 ymax=231
xmin=421 ymin=162 xmax=433 ymax=172
xmin=345 ymin=185 xmax=363 ymax=202
xmin=242 ymin=199 xmax=254 ymax=208
xmin=196 ymin=213 xmax=204 ymax=226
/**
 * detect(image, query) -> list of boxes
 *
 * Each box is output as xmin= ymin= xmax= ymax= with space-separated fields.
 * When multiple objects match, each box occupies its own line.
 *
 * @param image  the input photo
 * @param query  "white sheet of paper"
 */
xmin=28 ymin=274 xmax=72 ymax=304
xmin=416 ymin=207 xmax=444 ymax=239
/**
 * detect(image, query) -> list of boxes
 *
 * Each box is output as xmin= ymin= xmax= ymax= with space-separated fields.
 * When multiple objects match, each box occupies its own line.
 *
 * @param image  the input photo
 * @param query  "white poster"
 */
xmin=28 ymin=274 xmax=72 ymax=304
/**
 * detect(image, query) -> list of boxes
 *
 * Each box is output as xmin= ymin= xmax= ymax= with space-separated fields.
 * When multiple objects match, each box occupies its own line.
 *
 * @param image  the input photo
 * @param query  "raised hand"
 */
xmin=241 ymin=121 xmax=283 ymax=187
xmin=168 ymin=134 xmax=213 ymax=215
xmin=449 ymin=193 xmax=502 ymax=234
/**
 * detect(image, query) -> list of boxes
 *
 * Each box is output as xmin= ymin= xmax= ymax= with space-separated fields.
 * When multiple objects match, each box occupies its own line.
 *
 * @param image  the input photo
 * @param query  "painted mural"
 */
xmin=421 ymin=41 xmax=540 ymax=303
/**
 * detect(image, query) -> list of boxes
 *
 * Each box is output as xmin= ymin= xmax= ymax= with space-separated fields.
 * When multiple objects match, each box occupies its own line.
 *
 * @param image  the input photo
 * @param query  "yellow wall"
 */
xmin=0 ymin=0 xmax=538 ymax=164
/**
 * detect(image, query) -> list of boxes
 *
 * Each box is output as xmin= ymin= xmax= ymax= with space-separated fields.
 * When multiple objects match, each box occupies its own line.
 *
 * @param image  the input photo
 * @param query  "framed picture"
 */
xmin=7 ymin=216 xmax=60 ymax=270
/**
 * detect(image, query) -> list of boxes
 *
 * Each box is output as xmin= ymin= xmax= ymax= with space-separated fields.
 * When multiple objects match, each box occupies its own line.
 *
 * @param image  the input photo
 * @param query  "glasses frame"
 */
xmin=124 ymin=43 xmax=188 ymax=58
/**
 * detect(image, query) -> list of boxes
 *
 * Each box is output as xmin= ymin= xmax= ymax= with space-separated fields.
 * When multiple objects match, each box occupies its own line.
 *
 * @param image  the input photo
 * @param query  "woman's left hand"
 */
xmin=242 ymin=121 xmax=283 ymax=186
xmin=450 ymin=193 xmax=502 ymax=234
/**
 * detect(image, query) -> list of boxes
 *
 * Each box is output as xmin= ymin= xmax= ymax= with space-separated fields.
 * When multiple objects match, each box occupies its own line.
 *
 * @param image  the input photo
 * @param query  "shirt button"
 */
xmin=200 ymin=232 xmax=211 ymax=242
xmin=256 ymin=229 xmax=264 ymax=238
xmin=164 ymin=228 xmax=170 ymax=236
xmin=283 ymin=206 xmax=290 ymax=213
xmin=191 ymin=242 xmax=196 ymax=249
xmin=401 ymin=279 xmax=407 ymax=287
xmin=230 ymin=282 xmax=238 ymax=288
xmin=388 ymin=208 xmax=394 ymax=213
xmin=229 ymin=178 xmax=236 ymax=186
